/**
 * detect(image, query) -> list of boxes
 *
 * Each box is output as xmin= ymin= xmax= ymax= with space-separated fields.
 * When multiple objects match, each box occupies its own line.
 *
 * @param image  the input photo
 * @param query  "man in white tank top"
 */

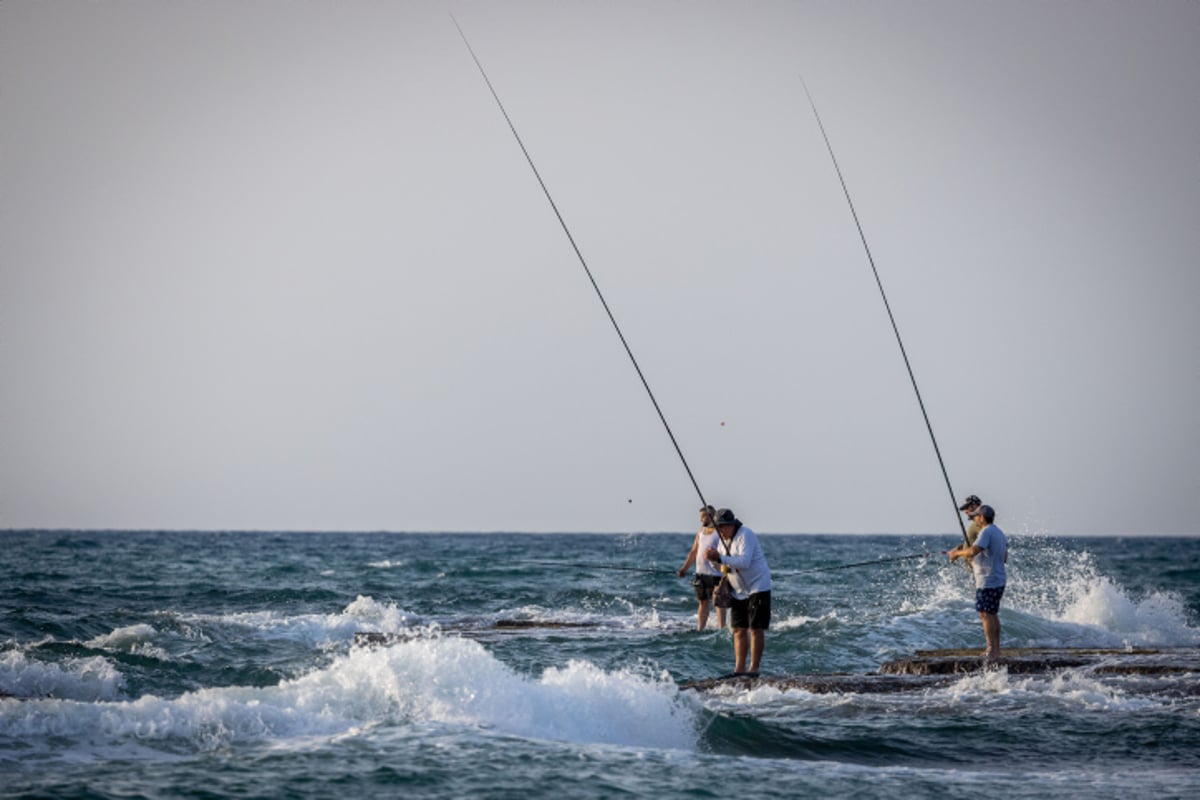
xmin=677 ymin=506 xmax=726 ymax=630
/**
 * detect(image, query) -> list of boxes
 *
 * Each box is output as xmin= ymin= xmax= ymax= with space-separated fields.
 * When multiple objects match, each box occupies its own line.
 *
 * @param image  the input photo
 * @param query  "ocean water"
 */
xmin=2 ymin=530 xmax=1198 ymax=799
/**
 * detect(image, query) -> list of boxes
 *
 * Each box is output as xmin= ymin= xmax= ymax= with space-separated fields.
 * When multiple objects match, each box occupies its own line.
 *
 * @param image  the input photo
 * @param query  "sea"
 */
xmin=2 ymin=530 xmax=1198 ymax=799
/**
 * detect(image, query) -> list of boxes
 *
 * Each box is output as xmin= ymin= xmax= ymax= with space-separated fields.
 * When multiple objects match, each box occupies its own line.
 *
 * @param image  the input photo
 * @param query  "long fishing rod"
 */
xmin=800 ymin=78 xmax=969 ymax=546
xmin=520 ymin=559 xmax=677 ymax=576
xmin=452 ymin=15 xmax=709 ymax=511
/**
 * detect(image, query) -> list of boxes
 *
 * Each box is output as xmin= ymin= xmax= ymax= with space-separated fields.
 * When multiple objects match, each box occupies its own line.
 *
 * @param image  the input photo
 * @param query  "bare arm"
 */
xmin=948 ymin=544 xmax=982 ymax=562
xmin=678 ymin=535 xmax=699 ymax=577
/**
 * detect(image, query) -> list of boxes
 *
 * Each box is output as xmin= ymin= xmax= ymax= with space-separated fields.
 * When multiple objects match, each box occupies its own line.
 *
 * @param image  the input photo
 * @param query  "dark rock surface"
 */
xmin=880 ymin=647 xmax=1200 ymax=676
xmin=680 ymin=647 xmax=1200 ymax=695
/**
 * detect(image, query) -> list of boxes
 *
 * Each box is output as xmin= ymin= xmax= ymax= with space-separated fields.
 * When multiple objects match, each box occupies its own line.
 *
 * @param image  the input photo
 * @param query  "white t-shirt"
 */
xmin=972 ymin=524 xmax=1008 ymax=589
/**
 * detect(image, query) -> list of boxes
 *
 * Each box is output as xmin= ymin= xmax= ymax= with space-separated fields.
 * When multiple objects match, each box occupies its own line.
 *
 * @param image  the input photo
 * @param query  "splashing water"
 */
xmin=885 ymin=534 xmax=1200 ymax=648
xmin=0 ymin=635 xmax=698 ymax=759
xmin=1006 ymin=536 xmax=1199 ymax=646
xmin=0 ymin=650 xmax=127 ymax=702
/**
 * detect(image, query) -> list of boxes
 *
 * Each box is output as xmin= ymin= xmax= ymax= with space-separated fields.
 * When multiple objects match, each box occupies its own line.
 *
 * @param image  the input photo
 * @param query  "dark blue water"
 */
xmin=2 ymin=531 xmax=1198 ymax=798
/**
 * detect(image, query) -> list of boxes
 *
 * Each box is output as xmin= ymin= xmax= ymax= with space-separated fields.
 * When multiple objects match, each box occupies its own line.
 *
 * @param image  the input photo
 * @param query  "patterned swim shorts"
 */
xmin=975 ymin=586 xmax=1006 ymax=614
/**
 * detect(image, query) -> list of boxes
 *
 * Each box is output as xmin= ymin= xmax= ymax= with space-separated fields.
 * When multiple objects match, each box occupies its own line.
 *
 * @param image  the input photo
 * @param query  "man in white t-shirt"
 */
xmin=949 ymin=504 xmax=1008 ymax=657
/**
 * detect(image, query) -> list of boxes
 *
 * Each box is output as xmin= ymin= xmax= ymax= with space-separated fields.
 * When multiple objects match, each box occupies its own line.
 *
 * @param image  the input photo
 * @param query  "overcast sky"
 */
xmin=2 ymin=1 xmax=1196 ymax=536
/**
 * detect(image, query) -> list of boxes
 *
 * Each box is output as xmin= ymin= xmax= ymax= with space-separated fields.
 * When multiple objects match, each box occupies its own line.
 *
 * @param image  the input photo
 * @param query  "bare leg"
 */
xmin=697 ymin=599 xmax=710 ymax=631
xmin=732 ymin=628 xmax=748 ymax=673
xmin=980 ymin=612 xmax=1001 ymax=656
xmin=717 ymin=607 xmax=727 ymax=629
xmin=748 ymin=629 xmax=765 ymax=673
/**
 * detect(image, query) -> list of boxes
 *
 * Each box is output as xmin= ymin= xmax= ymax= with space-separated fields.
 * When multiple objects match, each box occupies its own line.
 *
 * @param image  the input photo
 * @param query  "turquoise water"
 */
xmin=2 ymin=531 xmax=1198 ymax=798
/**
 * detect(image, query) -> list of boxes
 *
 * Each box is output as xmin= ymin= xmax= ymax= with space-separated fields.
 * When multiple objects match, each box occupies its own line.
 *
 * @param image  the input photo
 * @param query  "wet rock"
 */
xmin=679 ymin=673 xmax=954 ymax=694
xmin=879 ymin=647 xmax=1200 ymax=677
xmin=681 ymin=647 xmax=1200 ymax=695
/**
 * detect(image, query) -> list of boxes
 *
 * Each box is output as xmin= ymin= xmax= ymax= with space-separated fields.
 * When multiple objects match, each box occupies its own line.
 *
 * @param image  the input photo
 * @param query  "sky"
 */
xmin=2 ymin=1 xmax=1197 ymax=536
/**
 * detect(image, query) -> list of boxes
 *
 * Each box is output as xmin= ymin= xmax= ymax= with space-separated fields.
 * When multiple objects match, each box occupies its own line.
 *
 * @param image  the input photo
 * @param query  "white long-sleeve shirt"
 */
xmin=715 ymin=525 xmax=772 ymax=599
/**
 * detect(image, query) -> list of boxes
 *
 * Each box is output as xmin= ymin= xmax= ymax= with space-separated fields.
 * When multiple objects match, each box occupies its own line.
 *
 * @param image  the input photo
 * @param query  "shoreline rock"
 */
xmin=680 ymin=647 xmax=1200 ymax=694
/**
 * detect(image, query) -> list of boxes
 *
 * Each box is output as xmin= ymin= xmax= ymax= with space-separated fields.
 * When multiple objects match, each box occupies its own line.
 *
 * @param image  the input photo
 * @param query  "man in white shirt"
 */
xmin=677 ymin=505 xmax=726 ymax=631
xmin=705 ymin=507 xmax=772 ymax=676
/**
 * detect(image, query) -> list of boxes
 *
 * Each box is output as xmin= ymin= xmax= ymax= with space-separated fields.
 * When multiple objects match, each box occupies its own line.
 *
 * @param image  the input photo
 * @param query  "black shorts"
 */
xmin=730 ymin=591 xmax=771 ymax=630
xmin=692 ymin=574 xmax=721 ymax=601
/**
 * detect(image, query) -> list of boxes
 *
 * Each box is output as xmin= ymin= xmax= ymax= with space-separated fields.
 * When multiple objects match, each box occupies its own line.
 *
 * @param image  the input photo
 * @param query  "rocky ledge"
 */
xmin=680 ymin=647 xmax=1200 ymax=695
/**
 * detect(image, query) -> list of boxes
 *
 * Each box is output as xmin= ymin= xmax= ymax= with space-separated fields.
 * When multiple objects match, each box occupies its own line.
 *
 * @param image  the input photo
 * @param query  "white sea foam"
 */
xmin=0 ymin=636 xmax=697 ymax=758
xmin=169 ymin=595 xmax=414 ymax=647
xmin=332 ymin=636 xmax=695 ymax=749
xmin=86 ymin=624 xmax=157 ymax=650
xmin=774 ymin=610 xmax=840 ymax=631
xmin=1053 ymin=578 xmax=1196 ymax=644
xmin=84 ymin=624 xmax=171 ymax=661
xmin=635 ymin=607 xmax=666 ymax=629
xmin=944 ymin=667 xmax=1164 ymax=712
xmin=908 ymin=565 xmax=968 ymax=611
xmin=503 ymin=602 xmax=683 ymax=632
xmin=504 ymin=604 xmax=604 ymax=625
xmin=0 ymin=650 xmax=126 ymax=701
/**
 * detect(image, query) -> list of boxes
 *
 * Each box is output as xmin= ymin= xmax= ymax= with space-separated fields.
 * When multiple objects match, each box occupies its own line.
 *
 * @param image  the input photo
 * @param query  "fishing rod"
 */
xmin=520 ymin=559 xmax=677 ymax=576
xmin=800 ymin=78 xmax=969 ymax=546
xmin=451 ymin=15 xmax=709 ymax=511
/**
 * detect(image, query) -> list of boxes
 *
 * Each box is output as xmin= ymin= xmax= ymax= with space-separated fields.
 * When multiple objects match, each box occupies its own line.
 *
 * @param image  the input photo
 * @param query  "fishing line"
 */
xmin=800 ymin=78 xmax=969 ymax=545
xmin=519 ymin=559 xmax=677 ymax=576
xmin=452 ymin=15 xmax=708 ymax=510
xmin=778 ymin=550 xmax=947 ymax=575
